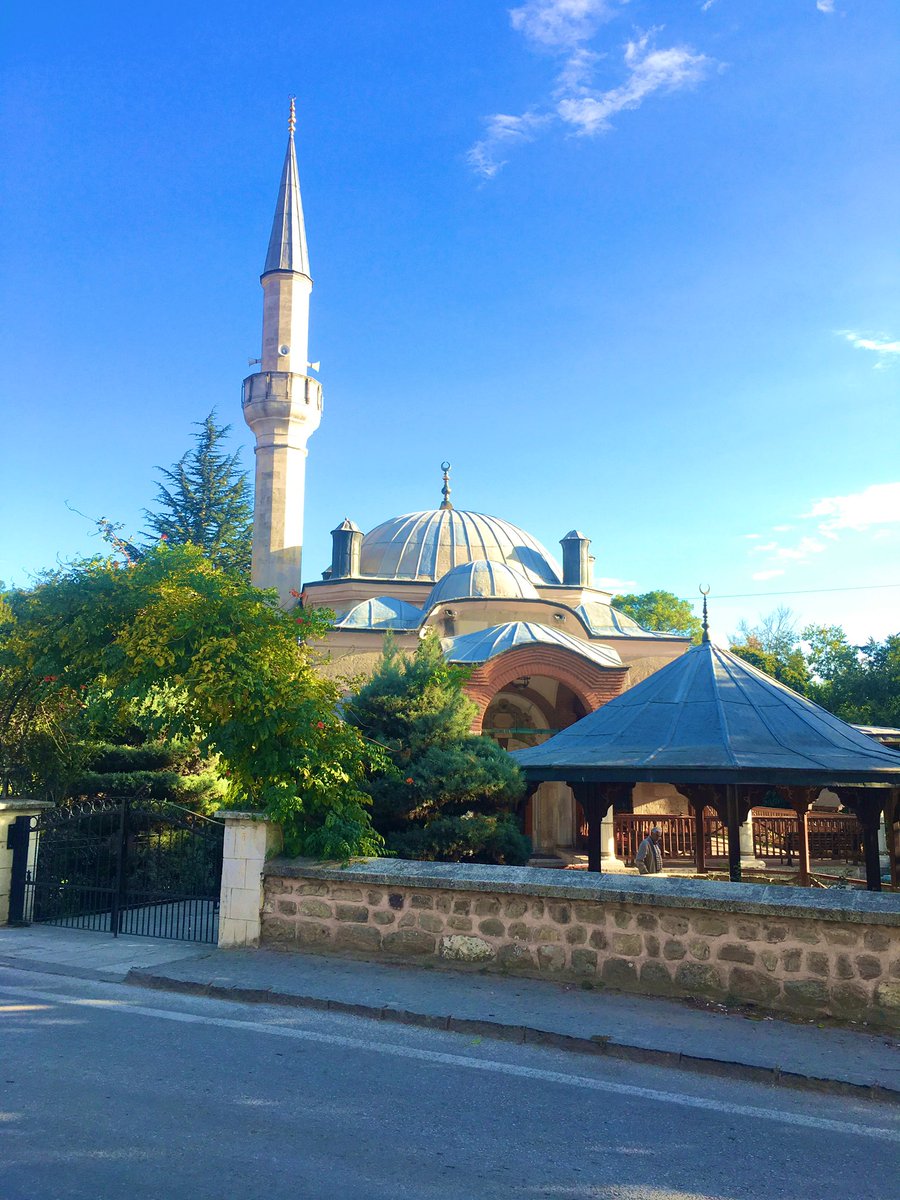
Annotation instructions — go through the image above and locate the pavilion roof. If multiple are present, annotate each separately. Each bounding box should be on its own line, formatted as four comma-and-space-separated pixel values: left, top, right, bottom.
512, 641, 900, 787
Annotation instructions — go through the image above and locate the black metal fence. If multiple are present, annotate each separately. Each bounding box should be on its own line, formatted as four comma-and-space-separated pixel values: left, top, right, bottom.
15, 796, 224, 943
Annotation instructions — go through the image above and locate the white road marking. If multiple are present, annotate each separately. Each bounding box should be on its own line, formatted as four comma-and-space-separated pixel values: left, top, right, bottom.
1, 981, 898, 1143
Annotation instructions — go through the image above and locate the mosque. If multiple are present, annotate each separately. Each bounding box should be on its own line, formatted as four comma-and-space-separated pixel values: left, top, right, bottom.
241, 107, 691, 860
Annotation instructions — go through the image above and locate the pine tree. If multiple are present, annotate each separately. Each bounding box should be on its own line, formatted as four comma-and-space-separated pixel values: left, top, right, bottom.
347, 633, 529, 864
144, 412, 253, 576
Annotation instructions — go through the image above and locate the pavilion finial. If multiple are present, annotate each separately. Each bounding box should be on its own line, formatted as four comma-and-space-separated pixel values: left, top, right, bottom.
440, 461, 453, 510
288, 97, 296, 136
699, 585, 710, 644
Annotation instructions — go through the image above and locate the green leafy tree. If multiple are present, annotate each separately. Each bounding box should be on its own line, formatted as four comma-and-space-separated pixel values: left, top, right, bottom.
730, 607, 810, 694
143, 411, 253, 576
803, 624, 900, 726
346, 633, 529, 864
612, 590, 703, 641
0, 545, 382, 858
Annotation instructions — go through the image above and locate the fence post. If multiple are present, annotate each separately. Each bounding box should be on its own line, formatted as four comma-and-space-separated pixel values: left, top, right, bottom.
1, 799, 53, 926
215, 812, 282, 947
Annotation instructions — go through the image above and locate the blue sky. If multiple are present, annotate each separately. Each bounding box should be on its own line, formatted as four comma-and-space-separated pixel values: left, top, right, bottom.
1, 0, 898, 645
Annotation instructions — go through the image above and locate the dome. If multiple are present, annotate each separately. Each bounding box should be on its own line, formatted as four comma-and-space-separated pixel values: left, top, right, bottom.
359, 509, 563, 585
425, 559, 540, 608
441, 622, 623, 668
334, 596, 423, 631
576, 601, 662, 638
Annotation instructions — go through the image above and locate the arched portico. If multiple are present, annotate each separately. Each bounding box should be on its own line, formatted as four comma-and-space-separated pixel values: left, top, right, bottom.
465, 645, 629, 858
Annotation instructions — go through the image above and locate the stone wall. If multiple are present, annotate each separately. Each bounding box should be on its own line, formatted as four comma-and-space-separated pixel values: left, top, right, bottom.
262, 859, 900, 1030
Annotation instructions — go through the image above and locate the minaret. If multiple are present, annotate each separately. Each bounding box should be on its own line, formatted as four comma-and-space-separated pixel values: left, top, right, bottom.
242, 100, 322, 605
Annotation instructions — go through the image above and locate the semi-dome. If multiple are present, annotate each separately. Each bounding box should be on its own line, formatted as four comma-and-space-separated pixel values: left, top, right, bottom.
334, 596, 423, 631
576, 601, 663, 638
425, 559, 540, 608
441, 622, 623, 669
359, 509, 563, 585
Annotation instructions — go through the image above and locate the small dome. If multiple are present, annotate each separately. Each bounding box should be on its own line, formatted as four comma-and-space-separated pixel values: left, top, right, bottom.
358, 509, 562, 585
334, 596, 423, 631
425, 559, 540, 608
576, 602, 660, 637
441, 622, 623, 669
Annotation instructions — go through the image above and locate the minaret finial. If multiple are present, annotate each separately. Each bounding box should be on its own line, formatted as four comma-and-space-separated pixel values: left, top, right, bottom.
440, 461, 453, 510
288, 96, 296, 136
699, 585, 710, 644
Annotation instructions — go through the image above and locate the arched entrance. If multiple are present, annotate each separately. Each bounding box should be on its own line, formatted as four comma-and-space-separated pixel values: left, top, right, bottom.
466, 645, 628, 859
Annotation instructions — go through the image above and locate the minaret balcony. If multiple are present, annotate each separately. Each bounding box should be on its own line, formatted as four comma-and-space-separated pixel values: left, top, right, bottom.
241, 370, 323, 421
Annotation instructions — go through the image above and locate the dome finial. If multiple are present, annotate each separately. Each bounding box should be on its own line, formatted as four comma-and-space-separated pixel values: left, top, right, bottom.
440, 461, 453, 510
288, 96, 296, 136
699, 585, 710, 643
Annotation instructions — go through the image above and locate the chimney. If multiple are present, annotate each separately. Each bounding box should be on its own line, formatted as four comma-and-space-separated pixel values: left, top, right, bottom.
330, 519, 362, 578
560, 530, 592, 587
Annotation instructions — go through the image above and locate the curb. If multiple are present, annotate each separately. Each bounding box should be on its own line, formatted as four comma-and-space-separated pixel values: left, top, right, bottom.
125, 968, 900, 1106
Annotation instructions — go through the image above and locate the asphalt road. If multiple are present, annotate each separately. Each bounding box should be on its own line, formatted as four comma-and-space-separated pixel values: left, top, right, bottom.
1, 964, 897, 1200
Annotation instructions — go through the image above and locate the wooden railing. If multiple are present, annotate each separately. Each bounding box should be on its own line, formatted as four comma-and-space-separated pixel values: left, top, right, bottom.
613, 811, 724, 863
606, 811, 864, 865
752, 813, 863, 865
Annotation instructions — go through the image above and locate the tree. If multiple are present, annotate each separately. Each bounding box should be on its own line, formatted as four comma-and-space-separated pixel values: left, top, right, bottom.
143, 412, 253, 576
730, 606, 810, 694
0, 545, 382, 858
612, 590, 703, 641
803, 625, 900, 726
346, 633, 529, 864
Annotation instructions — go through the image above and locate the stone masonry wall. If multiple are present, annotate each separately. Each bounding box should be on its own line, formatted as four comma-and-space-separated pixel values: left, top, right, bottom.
262, 860, 900, 1030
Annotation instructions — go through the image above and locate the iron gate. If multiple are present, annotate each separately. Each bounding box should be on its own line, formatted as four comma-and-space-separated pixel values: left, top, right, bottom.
12, 797, 224, 943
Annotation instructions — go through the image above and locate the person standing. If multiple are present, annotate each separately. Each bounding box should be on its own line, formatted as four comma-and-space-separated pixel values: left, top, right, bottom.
636, 827, 663, 874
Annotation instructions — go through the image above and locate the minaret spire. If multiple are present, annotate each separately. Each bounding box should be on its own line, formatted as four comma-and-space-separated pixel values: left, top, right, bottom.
263, 98, 310, 279
242, 103, 323, 606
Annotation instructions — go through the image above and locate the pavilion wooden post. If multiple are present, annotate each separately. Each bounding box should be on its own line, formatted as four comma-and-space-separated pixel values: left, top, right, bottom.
570, 784, 603, 872
887, 789, 899, 891
680, 784, 718, 875
836, 788, 883, 892
724, 785, 742, 883
569, 783, 631, 873
777, 787, 816, 887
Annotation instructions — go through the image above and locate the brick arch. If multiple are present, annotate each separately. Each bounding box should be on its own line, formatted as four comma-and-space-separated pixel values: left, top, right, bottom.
464, 645, 629, 733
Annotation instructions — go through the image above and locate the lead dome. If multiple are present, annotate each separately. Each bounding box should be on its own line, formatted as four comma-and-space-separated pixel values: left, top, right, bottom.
358, 509, 563, 585
425, 559, 541, 608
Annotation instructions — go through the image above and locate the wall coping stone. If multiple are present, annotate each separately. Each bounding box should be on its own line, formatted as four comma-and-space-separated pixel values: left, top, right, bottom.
0, 799, 53, 812
264, 857, 900, 926
214, 810, 272, 821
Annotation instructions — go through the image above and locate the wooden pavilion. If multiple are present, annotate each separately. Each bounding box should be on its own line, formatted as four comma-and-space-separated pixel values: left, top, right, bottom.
513, 633, 900, 891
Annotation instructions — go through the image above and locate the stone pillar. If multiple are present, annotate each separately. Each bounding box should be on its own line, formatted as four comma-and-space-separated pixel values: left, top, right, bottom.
599, 808, 628, 873
0, 799, 51, 925
738, 812, 766, 869
216, 812, 283, 947
877, 812, 890, 870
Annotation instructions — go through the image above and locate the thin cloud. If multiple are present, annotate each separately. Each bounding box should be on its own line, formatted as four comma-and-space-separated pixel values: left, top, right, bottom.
596, 575, 637, 591
466, 112, 549, 178
557, 31, 712, 136
468, 9, 715, 177
510, 1, 624, 49
838, 329, 900, 369
816, 1, 836, 12
805, 482, 900, 534
744, 481, 898, 577
770, 537, 827, 562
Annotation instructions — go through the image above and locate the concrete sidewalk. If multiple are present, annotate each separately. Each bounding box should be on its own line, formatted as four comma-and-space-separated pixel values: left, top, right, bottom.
2, 923, 898, 1101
